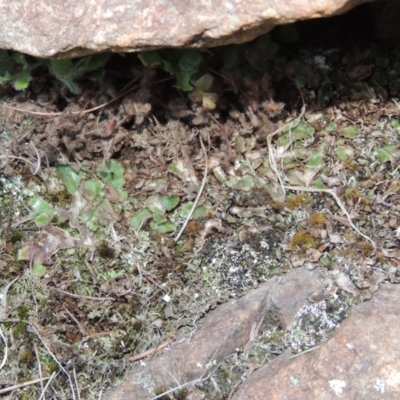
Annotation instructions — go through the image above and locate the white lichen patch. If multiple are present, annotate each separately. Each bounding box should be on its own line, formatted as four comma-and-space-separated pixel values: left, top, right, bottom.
286, 292, 355, 353
329, 379, 346, 396
198, 231, 288, 296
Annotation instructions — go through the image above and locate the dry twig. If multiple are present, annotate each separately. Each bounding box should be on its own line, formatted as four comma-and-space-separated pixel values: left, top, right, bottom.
126, 336, 175, 362
0, 376, 51, 395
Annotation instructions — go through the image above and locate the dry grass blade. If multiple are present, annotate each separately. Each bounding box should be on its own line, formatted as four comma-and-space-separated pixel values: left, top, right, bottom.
29, 141, 42, 176
267, 105, 306, 194
174, 133, 208, 242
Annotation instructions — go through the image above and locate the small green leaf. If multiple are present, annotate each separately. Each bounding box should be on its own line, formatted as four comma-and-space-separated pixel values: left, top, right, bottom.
34, 213, 52, 227
129, 209, 152, 230
57, 165, 83, 194
279, 122, 314, 145
86, 53, 110, 71
162, 60, 176, 75
336, 145, 354, 161
319, 256, 330, 266
49, 59, 80, 93
150, 221, 177, 233
193, 74, 214, 91
138, 51, 163, 68
180, 203, 206, 219
375, 145, 396, 163
175, 70, 195, 91
97, 160, 127, 200
313, 179, 325, 189
160, 195, 180, 211
325, 122, 337, 132
146, 195, 179, 214
307, 151, 325, 168
294, 74, 306, 88
152, 213, 167, 223
32, 262, 47, 278
391, 119, 400, 129
226, 175, 254, 191
28, 197, 54, 227
82, 179, 102, 201
13, 70, 32, 90
178, 50, 202, 72
340, 126, 359, 139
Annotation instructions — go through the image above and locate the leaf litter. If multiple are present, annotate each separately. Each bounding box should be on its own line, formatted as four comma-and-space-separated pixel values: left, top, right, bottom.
1, 22, 400, 399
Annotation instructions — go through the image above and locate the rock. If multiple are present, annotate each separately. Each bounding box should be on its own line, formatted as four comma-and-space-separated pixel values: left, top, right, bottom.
233, 284, 400, 400
0, 0, 372, 58
107, 266, 323, 400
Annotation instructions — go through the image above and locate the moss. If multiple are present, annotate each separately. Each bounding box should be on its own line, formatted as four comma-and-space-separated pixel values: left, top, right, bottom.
154, 386, 171, 399
14, 321, 27, 338
45, 190, 73, 207
357, 241, 375, 256
96, 240, 115, 259
285, 193, 309, 210
308, 212, 326, 227
9, 231, 23, 244
289, 228, 316, 251
19, 348, 34, 365
175, 389, 189, 399
17, 305, 30, 319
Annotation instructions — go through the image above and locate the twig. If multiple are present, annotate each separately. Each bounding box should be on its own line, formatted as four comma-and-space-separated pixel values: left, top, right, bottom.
283, 185, 376, 250
34, 343, 44, 397
73, 367, 81, 400
3, 77, 174, 117
0, 276, 20, 372
38, 372, 57, 400
0, 154, 37, 169
53, 287, 112, 302
0, 376, 50, 395
174, 133, 208, 242
126, 336, 175, 362
28, 321, 76, 400
150, 375, 211, 400
288, 345, 320, 359
0, 326, 8, 371
63, 305, 88, 337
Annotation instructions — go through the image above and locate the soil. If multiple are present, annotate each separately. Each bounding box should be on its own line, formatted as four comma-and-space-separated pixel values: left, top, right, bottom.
0, 15, 400, 399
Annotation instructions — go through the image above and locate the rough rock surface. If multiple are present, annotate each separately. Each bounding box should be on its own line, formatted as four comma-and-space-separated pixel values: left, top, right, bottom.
0, 0, 372, 58
233, 284, 400, 400
107, 267, 323, 399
